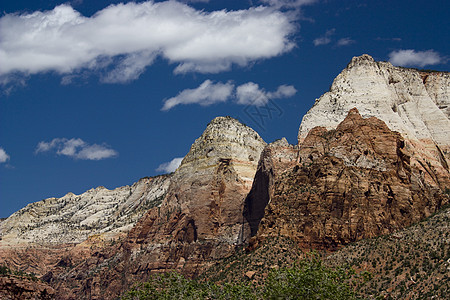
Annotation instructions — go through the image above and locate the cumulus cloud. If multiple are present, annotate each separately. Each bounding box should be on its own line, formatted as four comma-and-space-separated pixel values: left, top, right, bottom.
0, 1, 297, 84
156, 157, 183, 173
236, 82, 297, 106
0, 147, 10, 163
336, 37, 355, 47
162, 80, 234, 111
162, 81, 297, 110
388, 50, 447, 68
35, 138, 117, 160
313, 28, 335, 46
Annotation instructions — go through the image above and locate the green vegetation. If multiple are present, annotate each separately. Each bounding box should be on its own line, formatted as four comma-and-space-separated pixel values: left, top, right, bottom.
0, 265, 39, 281
122, 253, 356, 300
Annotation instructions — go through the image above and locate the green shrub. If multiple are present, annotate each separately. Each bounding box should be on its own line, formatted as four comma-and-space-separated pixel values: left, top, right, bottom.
122, 253, 355, 300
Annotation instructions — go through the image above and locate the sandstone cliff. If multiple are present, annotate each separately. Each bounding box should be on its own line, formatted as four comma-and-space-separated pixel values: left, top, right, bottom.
298, 54, 450, 147
248, 109, 448, 250
298, 54, 450, 191
44, 116, 266, 299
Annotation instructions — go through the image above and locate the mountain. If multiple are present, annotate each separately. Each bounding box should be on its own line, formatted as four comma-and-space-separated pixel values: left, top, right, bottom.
0, 176, 171, 246
0, 55, 448, 299
246, 108, 447, 250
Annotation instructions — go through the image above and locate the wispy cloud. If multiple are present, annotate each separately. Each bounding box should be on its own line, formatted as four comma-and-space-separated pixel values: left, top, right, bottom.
0, 147, 10, 163
156, 157, 183, 173
336, 37, 355, 47
375, 37, 402, 42
35, 138, 118, 160
313, 29, 335, 46
162, 80, 297, 110
0, 1, 296, 84
162, 80, 234, 111
260, 0, 317, 9
388, 50, 447, 68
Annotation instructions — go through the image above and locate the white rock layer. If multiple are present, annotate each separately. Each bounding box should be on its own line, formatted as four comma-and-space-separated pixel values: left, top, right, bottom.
298, 54, 450, 151
0, 176, 171, 245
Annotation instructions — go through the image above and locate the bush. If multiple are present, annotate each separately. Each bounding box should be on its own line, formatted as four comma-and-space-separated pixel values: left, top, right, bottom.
263, 253, 355, 300
122, 253, 355, 300
122, 272, 256, 300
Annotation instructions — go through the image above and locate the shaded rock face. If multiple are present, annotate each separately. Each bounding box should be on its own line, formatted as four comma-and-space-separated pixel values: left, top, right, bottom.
249, 109, 448, 250
244, 138, 298, 237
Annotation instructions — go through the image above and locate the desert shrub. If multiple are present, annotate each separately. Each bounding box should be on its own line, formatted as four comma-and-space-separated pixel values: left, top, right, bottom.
122, 253, 355, 300
263, 253, 355, 300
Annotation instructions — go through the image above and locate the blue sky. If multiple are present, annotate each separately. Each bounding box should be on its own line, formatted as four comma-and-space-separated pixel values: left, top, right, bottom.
0, 0, 448, 218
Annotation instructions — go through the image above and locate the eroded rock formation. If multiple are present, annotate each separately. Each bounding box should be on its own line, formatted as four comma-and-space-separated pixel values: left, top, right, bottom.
45, 116, 266, 299
0, 176, 171, 246
248, 108, 448, 250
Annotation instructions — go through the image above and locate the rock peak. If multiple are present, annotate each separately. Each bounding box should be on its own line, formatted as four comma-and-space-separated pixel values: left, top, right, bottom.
347, 54, 376, 68
298, 54, 450, 148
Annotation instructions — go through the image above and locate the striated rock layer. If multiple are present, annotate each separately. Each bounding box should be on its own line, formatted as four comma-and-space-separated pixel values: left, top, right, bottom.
298, 55, 450, 191
298, 54, 450, 146
247, 109, 449, 250
45, 116, 266, 299
0, 175, 171, 246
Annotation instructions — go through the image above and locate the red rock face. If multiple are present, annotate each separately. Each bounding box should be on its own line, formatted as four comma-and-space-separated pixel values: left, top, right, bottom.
249, 108, 449, 250
0, 274, 55, 300
41, 117, 266, 299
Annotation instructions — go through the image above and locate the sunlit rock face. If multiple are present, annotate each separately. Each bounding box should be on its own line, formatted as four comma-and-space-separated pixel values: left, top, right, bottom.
0, 175, 171, 246
298, 54, 450, 191
125, 116, 267, 254
161, 116, 267, 243
298, 54, 450, 147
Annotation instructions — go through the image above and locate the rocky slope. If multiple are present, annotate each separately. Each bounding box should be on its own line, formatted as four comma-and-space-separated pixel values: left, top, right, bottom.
0, 175, 171, 246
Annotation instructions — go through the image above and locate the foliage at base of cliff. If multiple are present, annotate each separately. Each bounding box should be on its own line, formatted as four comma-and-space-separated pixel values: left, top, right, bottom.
122, 253, 356, 300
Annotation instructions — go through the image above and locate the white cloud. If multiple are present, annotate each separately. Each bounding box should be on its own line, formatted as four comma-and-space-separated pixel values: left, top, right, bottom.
0, 1, 296, 84
236, 82, 297, 106
261, 0, 317, 9
313, 28, 335, 46
336, 37, 355, 46
156, 157, 183, 173
0, 147, 10, 163
35, 138, 117, 160
236, 82, 269, 106
162, 80, 297, 110
162, 80, 234, 111
388, 50, 447, 68
268, 84, 297, 98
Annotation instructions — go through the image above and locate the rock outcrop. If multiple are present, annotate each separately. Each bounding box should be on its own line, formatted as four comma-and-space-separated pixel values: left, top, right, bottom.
298, 54, 450, 148
0, 175, 171, 246
0, 274, 55, 300
299, 55, 450, 189
248, 108, 448, 250
42, 116, 266, 299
